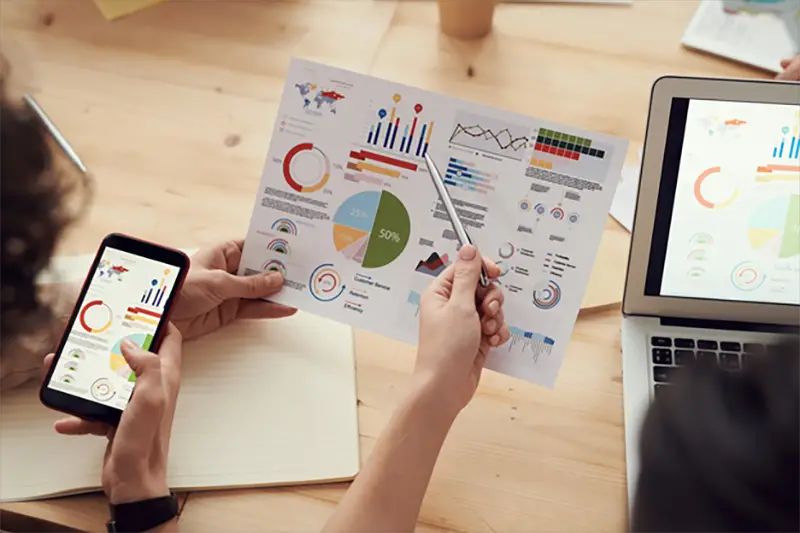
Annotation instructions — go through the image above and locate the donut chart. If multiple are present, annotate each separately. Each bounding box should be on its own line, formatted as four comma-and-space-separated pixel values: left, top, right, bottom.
309, 263, 345, 302
91, 378, 115, 401
79, 300, 113, 334
694, 166, 739, 209
533, 280, 561, 309
283, 143, 330, 193
730, 261, 765, 291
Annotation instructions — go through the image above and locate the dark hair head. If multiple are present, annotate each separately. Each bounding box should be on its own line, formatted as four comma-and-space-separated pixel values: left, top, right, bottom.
0, 61, 85, 342
632, 338, 800, 532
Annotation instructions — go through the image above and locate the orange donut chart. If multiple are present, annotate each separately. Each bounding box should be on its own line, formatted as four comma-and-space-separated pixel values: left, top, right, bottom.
694, 166, 739, 209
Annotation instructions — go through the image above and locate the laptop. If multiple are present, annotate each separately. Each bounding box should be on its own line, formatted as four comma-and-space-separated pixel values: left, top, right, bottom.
621, 76, 800, 506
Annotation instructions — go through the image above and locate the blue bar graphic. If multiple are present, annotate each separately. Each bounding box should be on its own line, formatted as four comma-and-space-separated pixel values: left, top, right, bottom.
422, 143, 429, 157
406, 133, 414, 154
390, 122, 399, 149
367, 126, 373, 145
374, 122, 382, 145
774, 146, 778, 157
400, 125, 409, 152
779, 139, 784, 157
383, 122, 392, 148
791, 137, 796, 158
416, 124, 427, 156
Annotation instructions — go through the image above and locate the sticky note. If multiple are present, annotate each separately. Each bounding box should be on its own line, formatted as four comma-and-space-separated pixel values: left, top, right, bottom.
93, 0, 165, 21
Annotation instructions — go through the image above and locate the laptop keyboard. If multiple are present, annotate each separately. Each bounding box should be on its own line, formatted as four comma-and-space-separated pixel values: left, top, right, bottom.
650, 335, 767, 398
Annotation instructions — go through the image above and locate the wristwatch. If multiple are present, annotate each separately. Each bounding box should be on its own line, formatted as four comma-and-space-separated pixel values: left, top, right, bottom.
106, 493, 179, 532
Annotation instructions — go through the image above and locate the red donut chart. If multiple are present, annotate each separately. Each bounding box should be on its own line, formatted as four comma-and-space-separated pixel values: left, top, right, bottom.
282, 143, 330, 193
79, 300, 113, 334
694, 166, 739, 209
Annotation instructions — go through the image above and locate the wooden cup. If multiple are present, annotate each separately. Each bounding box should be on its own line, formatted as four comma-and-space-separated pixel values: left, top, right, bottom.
438, 0, 496, 40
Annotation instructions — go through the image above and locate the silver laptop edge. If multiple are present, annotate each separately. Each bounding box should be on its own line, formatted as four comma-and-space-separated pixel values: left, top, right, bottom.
621, 76, 800, 509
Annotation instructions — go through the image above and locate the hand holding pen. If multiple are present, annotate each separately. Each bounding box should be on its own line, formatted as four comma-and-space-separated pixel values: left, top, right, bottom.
424, 153, 490, 288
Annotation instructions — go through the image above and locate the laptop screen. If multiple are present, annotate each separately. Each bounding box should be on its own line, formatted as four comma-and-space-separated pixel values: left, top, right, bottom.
645, 98, 800, 306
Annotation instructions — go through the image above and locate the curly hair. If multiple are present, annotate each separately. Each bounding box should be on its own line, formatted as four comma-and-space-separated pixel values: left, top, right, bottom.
0, 62, 84, 344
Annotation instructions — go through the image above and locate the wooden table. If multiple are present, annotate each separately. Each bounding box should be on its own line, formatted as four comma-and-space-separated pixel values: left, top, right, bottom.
0, 1, 769, 531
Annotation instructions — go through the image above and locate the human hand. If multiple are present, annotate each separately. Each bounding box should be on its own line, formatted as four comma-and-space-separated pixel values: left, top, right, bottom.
776, 55, 800, 81
172, 240, 296, 340
415, 244, 510, 416
44, 325, 182, 504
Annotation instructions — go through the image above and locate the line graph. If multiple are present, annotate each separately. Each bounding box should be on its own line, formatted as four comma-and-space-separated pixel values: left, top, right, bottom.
448, 110, 530, 160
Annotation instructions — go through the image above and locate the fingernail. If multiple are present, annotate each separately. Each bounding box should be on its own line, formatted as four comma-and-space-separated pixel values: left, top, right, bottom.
265, 271, 283, 285
122, 339, 137, 351
490, 334, 500, 347
459, 244, 476, 260
488, 300, 499, 315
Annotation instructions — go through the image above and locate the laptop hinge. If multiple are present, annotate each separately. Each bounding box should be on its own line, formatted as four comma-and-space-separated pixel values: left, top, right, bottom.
660, 316, 799, 334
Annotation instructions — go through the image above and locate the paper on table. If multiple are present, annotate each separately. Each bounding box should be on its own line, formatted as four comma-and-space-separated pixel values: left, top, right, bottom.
240, 58, 628, 387
610, 148, 643, 233
682, 0, 799, 73
93, 0, 165, 21
1, 254, 359, 502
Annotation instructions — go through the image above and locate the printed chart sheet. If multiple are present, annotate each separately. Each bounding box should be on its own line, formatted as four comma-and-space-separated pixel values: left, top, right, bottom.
240, 59, 628, 386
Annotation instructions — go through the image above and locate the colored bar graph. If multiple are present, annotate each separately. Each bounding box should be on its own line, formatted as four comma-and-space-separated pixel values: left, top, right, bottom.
772, 136, 800, 159
444, 157, 497, 194
124, 314, 159, 325
357, 162, 401, 178
156, 284, 168, 307
422, 121, 434, 157
416, 124, 427, 157
406, 117, 418, 154
374, 122, 382, 146
349, 149, 419, 171
400, 125, 409, 152
391, 118, 399, 149
368, 126, 374, 145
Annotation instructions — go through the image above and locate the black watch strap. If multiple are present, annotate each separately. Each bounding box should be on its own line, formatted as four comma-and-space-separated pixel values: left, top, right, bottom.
107, 492, 179, 532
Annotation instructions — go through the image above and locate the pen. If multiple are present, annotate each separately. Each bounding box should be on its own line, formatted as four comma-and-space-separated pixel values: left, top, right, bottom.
424, 153, 489, 287
23, 94, 89, 175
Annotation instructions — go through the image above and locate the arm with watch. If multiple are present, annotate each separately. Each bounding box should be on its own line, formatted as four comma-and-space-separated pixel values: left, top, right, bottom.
44, 325, 184, 532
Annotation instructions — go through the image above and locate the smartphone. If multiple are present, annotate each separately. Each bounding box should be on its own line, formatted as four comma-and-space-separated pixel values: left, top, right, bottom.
40, 234, 189, 426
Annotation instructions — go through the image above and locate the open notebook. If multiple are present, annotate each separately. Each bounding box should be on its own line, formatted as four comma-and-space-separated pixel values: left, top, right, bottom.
0, 253, 359, 502
682, 0, 799, 73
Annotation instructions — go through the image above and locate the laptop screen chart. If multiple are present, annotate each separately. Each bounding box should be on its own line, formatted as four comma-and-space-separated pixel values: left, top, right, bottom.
660, 99, 800, 306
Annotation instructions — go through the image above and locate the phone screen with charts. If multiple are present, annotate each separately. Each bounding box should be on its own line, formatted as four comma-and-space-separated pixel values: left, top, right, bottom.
45, 245, 184, 412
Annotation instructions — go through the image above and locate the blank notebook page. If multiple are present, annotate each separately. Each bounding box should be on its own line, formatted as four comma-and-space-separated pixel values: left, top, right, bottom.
1, 253, 359, 502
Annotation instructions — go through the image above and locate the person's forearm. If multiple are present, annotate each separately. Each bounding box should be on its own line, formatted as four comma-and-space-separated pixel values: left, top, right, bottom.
324, 381, 457, 533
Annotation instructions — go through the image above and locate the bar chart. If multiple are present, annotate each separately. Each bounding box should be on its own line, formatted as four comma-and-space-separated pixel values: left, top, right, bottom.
364, 94, 434, 158
772, 132, 800, 159
345, 149, 419, 186
444, 157, 498, 195
141, 271, 170, 308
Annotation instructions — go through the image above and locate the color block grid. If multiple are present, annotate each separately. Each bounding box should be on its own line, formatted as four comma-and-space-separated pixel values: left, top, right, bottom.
534, 128, 605, 162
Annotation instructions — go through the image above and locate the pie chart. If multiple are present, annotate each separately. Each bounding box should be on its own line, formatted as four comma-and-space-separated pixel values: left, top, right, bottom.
332, 191, 410, 268
747, 194, 800, 259
110, 333, 154, 383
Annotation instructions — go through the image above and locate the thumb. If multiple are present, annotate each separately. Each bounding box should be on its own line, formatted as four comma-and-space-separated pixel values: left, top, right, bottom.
120, 337, 161, 379
450, 244, 482, 305
210, 270, 284, 300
